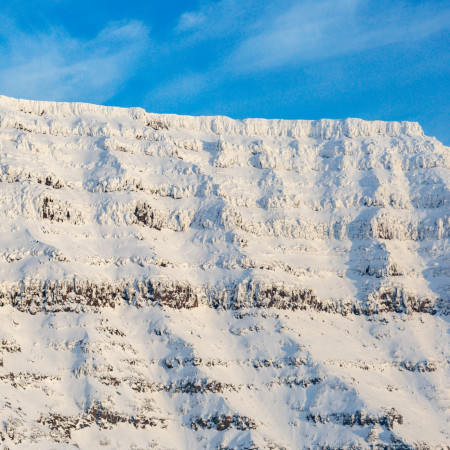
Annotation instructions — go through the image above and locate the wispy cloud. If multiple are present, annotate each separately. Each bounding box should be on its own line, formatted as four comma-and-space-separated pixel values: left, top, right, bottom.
176, 11, 207, 33
0, 20, 151, 103
227, 0, 450, 73
174, 0, 270, 44
159, 0, 449, 100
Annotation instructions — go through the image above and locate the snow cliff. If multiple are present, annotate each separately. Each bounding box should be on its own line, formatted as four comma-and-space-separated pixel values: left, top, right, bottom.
0, 95, 448, 448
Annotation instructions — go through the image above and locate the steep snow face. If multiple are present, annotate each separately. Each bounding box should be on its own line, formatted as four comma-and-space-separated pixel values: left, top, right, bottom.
0, 95, 448, 312
1, 307, 448, 449
0, 95, 448, 448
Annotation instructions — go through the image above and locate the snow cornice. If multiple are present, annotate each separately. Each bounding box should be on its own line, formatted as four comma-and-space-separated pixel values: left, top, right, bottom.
0, 94, 425, 140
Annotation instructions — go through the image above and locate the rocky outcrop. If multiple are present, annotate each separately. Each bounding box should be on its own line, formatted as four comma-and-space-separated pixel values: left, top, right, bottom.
0, 278, 445, 315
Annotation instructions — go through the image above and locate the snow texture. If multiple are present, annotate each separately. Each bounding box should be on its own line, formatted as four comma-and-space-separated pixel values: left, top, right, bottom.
0, 95, 448, 448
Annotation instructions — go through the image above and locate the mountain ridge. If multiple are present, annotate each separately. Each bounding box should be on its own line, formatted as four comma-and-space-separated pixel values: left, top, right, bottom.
0, 94, 424, 139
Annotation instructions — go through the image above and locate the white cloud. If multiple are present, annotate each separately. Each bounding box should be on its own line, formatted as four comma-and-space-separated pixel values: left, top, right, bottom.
176, 12, 206, 32
172, 0, 449, 76
227, 0, 450, 73
174, 0, 268, 43
0, 20, 150, 103
149, 0, 449, 105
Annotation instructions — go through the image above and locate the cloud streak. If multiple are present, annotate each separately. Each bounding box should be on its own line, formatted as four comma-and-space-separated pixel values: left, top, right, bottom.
160, 0, 449, 101
0, 20, 150, 103
227, 0, 450, 73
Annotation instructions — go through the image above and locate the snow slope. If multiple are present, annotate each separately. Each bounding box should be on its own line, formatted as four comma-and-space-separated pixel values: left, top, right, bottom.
0, 95, 448, 448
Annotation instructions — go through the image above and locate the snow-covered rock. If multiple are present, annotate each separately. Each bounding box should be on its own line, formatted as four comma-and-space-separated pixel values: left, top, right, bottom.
0, 95, 448, 448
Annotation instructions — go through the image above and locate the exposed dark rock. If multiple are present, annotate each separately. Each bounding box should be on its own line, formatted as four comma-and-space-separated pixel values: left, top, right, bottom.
306, 408, 403, 430
191, 414, 257, 431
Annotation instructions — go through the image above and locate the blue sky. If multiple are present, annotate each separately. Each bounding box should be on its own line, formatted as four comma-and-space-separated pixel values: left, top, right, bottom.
0, 0, 448, 143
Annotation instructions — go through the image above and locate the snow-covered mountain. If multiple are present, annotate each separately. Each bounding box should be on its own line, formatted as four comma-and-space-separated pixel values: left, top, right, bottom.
0, 95, 448, 448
